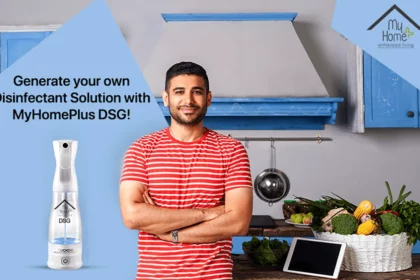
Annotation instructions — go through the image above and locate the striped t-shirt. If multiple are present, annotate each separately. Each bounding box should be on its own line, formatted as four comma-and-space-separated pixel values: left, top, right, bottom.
120, 127, 252, 280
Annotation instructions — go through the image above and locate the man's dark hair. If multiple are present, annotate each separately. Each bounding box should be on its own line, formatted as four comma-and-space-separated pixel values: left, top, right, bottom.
165, 61, 210, 93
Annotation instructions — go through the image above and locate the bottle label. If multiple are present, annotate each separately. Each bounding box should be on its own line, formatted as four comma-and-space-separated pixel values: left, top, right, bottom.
54, 199, 76, 223
49, 243, 82, 255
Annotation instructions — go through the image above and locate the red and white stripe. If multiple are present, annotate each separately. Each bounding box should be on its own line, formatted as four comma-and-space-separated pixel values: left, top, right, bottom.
121, 128, 252, 279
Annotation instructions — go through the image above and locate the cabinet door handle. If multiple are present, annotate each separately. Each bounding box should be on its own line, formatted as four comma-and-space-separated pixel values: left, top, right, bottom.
407, 111, 415, 118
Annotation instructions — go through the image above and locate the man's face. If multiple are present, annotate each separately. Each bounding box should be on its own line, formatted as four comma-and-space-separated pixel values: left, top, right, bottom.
163, 74, 211, 126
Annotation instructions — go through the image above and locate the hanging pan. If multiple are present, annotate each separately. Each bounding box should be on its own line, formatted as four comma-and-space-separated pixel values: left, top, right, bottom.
254, 139, 290, 206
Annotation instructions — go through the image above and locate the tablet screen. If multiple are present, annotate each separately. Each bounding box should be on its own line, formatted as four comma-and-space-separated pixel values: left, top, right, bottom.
283, 238, 346, 279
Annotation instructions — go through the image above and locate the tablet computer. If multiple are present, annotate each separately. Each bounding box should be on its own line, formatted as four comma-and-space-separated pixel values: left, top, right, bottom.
283, 237, 346, 279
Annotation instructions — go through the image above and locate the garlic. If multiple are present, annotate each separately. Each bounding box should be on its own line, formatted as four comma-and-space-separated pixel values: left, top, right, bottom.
361, 214, 372, 223
322, 207, 349, 224
323, 221, 333, 232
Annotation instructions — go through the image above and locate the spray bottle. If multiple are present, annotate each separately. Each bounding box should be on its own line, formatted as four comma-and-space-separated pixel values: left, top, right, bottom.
48, 140, 82, 269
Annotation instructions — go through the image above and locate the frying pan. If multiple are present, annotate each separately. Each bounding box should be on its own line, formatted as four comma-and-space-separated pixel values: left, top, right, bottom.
254, 140, 290, 206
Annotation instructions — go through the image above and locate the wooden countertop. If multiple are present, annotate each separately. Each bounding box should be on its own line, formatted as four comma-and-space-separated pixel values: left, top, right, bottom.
247, 219, 313, 237
242, 219, 419, 279
232, 254, 420, 280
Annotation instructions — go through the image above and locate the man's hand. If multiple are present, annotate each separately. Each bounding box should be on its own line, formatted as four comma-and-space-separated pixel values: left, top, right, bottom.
120, 181, 227, 235
156, 232, 172, 242
166, 187, 253, 244
142, 190, 227, 242
143, 190, 225, 222
142, 190, 155, 206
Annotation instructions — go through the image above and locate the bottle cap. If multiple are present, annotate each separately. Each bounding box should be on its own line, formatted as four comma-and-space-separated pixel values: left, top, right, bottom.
53, 140, 78, 192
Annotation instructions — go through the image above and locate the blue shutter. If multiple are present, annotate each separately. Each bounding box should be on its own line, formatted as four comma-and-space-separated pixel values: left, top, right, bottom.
1, 31, 52, 72
364, 52, 419, 128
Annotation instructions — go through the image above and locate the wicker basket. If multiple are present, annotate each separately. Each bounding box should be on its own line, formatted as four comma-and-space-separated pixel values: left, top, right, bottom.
313, 231, 413, 272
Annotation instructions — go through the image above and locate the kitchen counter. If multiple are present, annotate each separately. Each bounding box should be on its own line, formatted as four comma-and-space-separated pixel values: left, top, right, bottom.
247, 219, 313, 237
242, 219, 419, 279
232, 254, 420, 280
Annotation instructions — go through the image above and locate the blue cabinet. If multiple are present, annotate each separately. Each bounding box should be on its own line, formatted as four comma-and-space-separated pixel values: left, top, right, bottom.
363, 52, 419, 128
0, 31, 52, 72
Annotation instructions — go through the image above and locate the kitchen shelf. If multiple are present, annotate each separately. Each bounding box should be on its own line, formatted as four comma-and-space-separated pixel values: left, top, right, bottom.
155, 97, 344, 130
161, 12, 298, 22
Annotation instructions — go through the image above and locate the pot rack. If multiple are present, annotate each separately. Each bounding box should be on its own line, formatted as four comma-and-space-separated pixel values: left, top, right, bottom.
227, 134, 332, 145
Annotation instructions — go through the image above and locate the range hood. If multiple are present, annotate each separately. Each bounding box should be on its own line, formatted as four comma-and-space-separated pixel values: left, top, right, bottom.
142, 13, 343, 130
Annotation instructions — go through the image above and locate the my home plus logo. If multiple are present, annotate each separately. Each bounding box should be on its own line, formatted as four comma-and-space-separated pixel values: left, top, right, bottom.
367, 4, 420, 49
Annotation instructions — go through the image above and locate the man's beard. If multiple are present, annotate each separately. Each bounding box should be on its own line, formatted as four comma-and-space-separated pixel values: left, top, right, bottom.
168, 103, 207, 126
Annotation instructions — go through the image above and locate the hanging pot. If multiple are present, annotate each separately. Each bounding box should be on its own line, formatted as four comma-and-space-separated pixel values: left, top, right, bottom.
254, 140, 290, 206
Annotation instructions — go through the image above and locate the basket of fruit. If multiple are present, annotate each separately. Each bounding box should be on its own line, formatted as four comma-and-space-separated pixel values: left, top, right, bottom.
295, 182, 420, 272
242, 237, 290, 267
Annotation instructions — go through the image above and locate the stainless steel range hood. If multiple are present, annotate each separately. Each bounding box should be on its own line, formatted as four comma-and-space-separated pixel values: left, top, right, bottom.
142, 13, 343, 130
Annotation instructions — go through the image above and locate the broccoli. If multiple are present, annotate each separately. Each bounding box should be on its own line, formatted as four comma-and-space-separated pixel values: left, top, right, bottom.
380, 213, 405, 235
331, 214, 358, 235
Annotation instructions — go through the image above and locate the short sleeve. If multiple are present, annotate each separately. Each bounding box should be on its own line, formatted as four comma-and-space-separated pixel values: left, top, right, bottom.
120, 142, 148, 186
225, 141, 253, 192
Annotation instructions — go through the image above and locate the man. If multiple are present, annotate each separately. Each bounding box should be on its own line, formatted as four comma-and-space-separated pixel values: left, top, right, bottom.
119, 61, 253, 280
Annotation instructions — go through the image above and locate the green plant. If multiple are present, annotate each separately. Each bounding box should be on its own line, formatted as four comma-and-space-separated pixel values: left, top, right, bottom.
294, 182, 420, 246
377, 181, 411, 213
242, 238, 290, 266
399, 200, 420, 246
242, 236, 261, 250
255, 239, 277, 265
294, 193, 356, 232
269, 239, 289, 251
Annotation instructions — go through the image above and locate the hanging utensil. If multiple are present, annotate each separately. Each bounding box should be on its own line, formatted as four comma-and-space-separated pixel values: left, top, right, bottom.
254, 139, 291, 206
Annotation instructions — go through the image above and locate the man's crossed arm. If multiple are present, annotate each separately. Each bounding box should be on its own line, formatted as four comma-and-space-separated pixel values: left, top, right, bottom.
119, 180, 253, 243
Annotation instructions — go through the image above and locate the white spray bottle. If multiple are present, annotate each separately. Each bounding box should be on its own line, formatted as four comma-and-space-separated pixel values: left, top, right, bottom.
48, 140, 82, 269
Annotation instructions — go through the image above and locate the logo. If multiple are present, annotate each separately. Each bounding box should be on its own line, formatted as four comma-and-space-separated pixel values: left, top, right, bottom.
54, 199, 76, 210
59, 248, 74, 253
61, 257, 70, 265
54, 199, 76, 216
54, 248, 75, 254
367, 4, 420, 49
